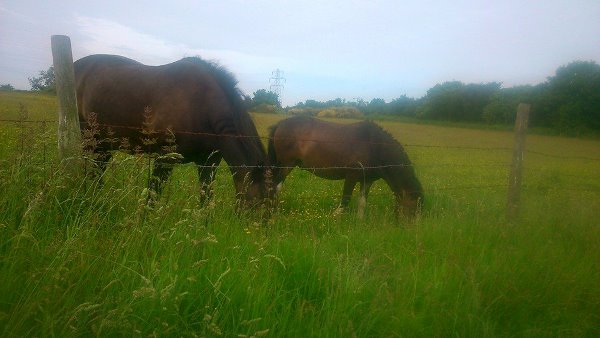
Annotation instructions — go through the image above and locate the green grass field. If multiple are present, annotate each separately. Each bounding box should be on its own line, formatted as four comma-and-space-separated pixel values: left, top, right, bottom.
1, 92, 599, 337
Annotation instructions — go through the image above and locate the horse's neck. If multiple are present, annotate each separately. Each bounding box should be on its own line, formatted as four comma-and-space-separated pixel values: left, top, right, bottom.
383, 164, 421, 195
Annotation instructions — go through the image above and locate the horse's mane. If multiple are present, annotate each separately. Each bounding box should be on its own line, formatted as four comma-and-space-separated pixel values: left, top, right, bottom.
180, 56, 244, 116
362, 120, 413, 166
181, 57, 266, 164
364, 120, 423, 199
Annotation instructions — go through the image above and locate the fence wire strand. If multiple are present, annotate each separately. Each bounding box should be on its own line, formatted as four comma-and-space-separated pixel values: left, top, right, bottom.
2, 118, 599, 197
4, 117, 600, 161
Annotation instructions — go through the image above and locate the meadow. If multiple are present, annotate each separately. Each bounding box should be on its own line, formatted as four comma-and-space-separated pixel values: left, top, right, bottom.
0, 91, 599, 337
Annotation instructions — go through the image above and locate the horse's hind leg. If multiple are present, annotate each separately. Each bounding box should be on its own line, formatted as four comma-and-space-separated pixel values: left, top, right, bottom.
96, 151, 112, 173
84, 149, 112, 181
148, 158, 174, 198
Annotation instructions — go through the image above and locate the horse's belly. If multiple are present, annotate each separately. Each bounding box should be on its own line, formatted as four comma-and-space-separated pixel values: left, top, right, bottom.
304, 167, 346, 180
296, 145, 363, 179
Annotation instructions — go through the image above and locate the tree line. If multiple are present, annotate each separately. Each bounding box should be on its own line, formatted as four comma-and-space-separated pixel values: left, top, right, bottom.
249, 60, 600, 135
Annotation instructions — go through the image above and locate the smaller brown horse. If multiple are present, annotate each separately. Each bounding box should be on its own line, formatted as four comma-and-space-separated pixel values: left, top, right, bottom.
268, 116, 423, 218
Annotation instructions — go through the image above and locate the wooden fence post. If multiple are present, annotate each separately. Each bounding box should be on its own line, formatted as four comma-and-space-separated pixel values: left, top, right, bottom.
51, 35, 81, 171
506, 103, 530, 222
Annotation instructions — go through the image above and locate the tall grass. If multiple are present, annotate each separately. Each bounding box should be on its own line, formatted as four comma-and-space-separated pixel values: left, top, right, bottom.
0, 92, 599, 337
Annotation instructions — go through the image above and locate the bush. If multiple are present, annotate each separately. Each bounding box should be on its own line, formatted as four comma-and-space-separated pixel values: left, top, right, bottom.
317, 106, 363, 118
250, 103, 283, 114
287, 107, 321, 116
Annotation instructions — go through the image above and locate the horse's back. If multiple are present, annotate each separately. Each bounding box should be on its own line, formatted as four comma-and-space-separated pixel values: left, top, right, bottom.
272, 116, 373, 171
275, 116, 369, 145
74, 55, 144, 100
74, 54, 142, 73
74, 55, 222, 132
74, 54, 205, 104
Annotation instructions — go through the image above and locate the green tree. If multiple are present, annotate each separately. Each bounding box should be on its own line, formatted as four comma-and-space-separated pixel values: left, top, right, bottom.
28, 66, 55, 92
366, 98, 386, 115
251, 89, 280, 108
388, 95, 418, 117
325, 98, 345, 107
418, 81, 464, 120
302, 99, 326, 109
418, 81, 500, 122
462, 82, 502, 120
0, 84, 15, 91
347, 98, 368, 113
538, 60, 600, 133
482, 85, 535, 124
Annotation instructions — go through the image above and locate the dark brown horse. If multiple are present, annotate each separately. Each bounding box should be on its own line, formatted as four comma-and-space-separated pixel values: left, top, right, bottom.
74, 54, 270, 204
268, 116, 423, 218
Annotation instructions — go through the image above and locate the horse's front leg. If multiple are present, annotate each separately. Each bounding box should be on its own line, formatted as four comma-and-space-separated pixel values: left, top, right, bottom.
334, 178, 357, 216
196, 153, 222, 204
274, 166, 293, 194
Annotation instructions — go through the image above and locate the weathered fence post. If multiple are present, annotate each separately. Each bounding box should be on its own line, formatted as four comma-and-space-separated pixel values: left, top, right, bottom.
506, 103, 530, 222
51, 35, 81, 172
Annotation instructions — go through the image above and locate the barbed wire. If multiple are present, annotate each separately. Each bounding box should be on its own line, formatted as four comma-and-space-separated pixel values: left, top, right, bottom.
3, 159, 597, 196
8, 157, 597, 183
0, 158, 512, 172
0, 119, 54, 123
524, 150, 600, 161
2, 118, 599, 162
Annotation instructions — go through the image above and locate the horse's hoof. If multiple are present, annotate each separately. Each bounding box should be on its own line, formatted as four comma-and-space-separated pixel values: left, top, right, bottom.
333, 207, 344, 217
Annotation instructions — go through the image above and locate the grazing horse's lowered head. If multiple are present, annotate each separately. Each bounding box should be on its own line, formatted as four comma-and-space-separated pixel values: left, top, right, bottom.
74, 54, 272, 207
268, 116, 423, 219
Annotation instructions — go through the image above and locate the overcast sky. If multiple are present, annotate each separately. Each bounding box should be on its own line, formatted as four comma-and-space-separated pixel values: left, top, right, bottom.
1, 0, 599, 106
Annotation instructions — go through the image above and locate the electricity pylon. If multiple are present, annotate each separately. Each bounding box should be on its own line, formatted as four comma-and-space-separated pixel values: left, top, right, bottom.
269, 69, 286, 105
